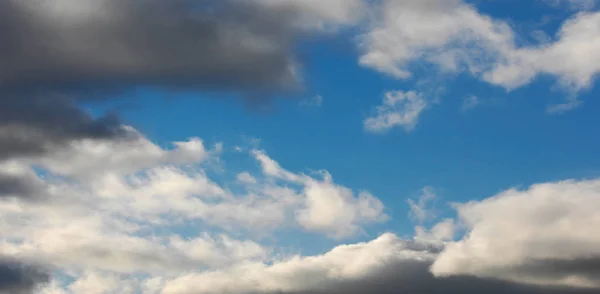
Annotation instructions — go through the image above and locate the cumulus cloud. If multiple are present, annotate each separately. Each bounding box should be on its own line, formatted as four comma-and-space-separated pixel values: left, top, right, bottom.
0, 128, 388, 291
3, 146, 600, 294
252, 150, 387, 238
359, 0, 600, 102
432, 178, 600, 289
162, 233, 596, 294
364, 91, 428, 133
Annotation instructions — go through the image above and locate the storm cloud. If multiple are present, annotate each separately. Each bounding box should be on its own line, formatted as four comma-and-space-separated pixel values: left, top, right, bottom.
0, 0, 314, 162
0, 0, 301, 93
0, 257, 49, 294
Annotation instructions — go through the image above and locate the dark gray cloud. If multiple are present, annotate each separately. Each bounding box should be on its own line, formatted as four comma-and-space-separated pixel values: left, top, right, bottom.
513, 257, 600, 285
0, 94, 128, 161
0, 172, 44, 200
0, 257, 49, 294
0, 0, 301, 94
0, 0, 308, 163
286, 260, 599, 294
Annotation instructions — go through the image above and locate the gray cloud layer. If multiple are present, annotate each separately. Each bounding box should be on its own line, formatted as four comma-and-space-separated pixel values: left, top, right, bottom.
0, 0, 308, 167
0, 94, 127, 161
0, 0, 300, 93
0, 257, 49, 294
285, 261, 599, 294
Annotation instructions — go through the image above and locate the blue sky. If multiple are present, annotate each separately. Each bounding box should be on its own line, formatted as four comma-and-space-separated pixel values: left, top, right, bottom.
106, 0, 600, 250
2, 0, 600, 293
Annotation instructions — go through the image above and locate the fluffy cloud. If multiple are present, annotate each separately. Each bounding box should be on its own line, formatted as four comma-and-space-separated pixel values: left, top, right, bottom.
364, 91, 428, 133
162, 233, 596, 294
432, 178, 600, 289
0, 128, 388, 292
359, 0, 514, 80
359, 0, 600, 97
484, 11, 600, 91
252, 150, 387, 238
3, 150, 600, 294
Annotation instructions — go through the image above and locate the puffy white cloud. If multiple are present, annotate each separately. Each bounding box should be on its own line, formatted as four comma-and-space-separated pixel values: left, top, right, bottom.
252, 150, 387, 239
432, 178, 600, 289
359, 0, 514, 79
364, 91, 428, 133
484, 11, 600, 90
26, 126, 218, 179
359, 0, 600, 99
0, 126, 389, 293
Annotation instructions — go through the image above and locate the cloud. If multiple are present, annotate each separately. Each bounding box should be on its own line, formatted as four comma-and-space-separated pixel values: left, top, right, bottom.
0, 162, 46, 200
252, 150, 388, 239
407, 187, 438, 223
0, 257, 49, 294
0, 0, 302, 94
0, 129, 387, 290
432, 178, 600, 289
0, 0, 365, 166
3, 142, 600, 294
161, 233, 597, 294
364, 91, 428, 133
358, 0, 514, 80
0, 94, 128, 161
359, 0, 600, 100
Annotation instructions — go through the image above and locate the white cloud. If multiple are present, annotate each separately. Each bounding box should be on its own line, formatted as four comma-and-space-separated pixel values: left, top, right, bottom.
359, 0, 514, 80
432, 178, 600, 289
0, 126, 390, 292
236, 172, 257, 184
161, 233, 439, 294
359, 0, 600, 104
364, 91, 428, 133
252, 150, 388, 239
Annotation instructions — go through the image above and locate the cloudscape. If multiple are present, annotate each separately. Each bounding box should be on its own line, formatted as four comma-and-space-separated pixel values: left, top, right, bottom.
1, 0, 600, 293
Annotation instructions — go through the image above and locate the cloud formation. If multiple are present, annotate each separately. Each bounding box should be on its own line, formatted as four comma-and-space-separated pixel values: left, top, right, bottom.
162, 233, 597, 294
0, 0, 365, 167
2, 132, 600, 293
364, 91, 428, 133
432, 179, 600, 289
0, 0, 302, 94
0, 257, 49, 294
359, 0, 600, 94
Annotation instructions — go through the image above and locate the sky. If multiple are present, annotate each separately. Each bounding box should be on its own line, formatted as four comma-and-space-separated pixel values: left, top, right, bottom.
1, 0, 600, 293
